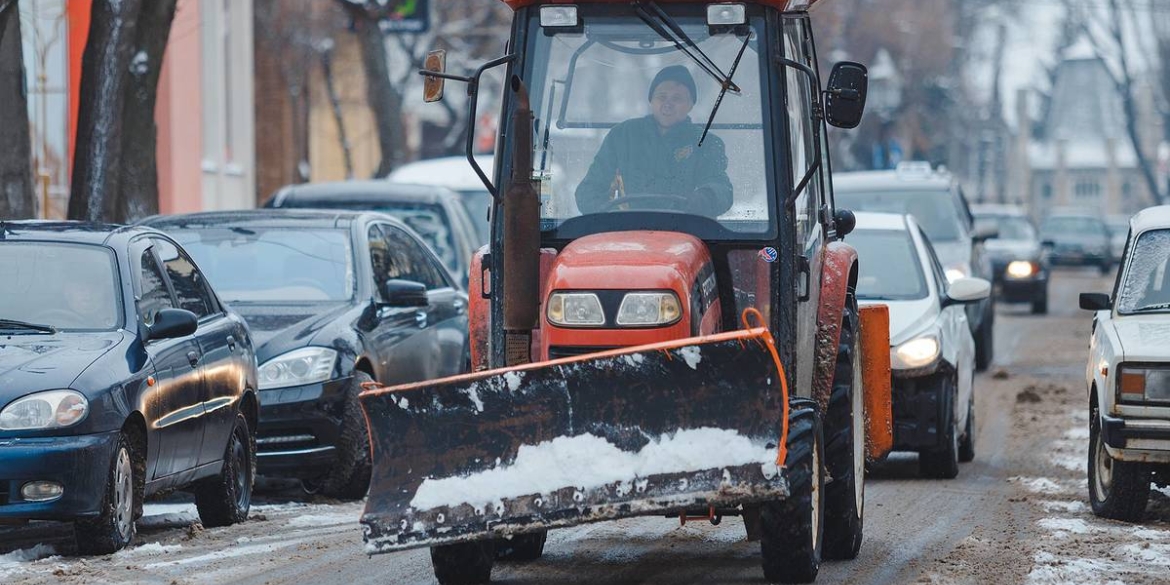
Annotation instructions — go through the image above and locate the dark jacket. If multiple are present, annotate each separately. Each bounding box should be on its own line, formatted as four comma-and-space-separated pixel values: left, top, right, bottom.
575, 116, 734, 217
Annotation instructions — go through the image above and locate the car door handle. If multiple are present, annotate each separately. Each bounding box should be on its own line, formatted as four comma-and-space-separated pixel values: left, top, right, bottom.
453, 299, 466, 314
226, 335, 237, 352
187, 351, 201, 368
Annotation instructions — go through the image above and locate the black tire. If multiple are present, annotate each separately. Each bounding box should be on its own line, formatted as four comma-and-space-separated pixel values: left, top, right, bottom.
1031, 292, 1048, 315
822, 293, 864, 561
75, 432, 140, 555
496, 530, 547, 562
959, 388, 976, 463
760, 399, 824, 584
194, 412, 255, 527
974, 312, 994, 372
919, 374, 960, 479
431, 540, 496, 585
318, 371, 374, 500
1089, 406, 1150, 522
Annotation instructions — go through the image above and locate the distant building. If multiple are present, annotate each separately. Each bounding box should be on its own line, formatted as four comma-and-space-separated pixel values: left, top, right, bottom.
1025, 43, 1154, 219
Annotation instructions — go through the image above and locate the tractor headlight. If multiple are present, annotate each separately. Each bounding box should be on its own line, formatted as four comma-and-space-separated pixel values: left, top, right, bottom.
892, 335, 941, 370
0, 390, 88, 431
1006, 261, 1039, 279
615, 292, 682, 327
1117, 365, 1170, 405
547, 292, 605, 327
258, 347, 337, 390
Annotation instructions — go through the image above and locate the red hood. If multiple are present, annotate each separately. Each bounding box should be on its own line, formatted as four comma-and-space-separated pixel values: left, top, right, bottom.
547, 231, 709, 295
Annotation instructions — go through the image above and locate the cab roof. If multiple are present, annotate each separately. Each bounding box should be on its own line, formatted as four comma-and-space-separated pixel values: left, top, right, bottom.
0, 220, 157, 247
833, 169, 954, 193
139, 209, 386, 231
501, 0, 819, 11
269, 181, 459, 208
1130, 205, 1170, 234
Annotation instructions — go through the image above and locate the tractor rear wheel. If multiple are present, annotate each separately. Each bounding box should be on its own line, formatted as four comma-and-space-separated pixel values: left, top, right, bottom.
760, 399, 824, 584
822, 293, 864, 560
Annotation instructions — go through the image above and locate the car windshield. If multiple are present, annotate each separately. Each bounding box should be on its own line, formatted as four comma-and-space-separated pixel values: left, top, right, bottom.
1041, 216, 1106, 237
171, 228, 354, 303
457, 189, 492, 244
834, 190, 962, 242
976, 216, 1035, 241
1117, 229, 1170, 313
850, 230, 928, 301
0, 242, 121, 331
522, 5, 776, 239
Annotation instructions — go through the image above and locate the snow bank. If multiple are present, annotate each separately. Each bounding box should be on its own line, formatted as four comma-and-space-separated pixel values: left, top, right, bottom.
0, 544, 55, 564
409, 428, 775, 511
1038, 517, 1092, 536
1026, 552, 1124, 585
116, 542, 183, 557
286, 512, 360, 528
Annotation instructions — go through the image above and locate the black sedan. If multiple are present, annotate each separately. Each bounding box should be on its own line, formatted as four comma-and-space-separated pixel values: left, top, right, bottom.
972, 205, 1050, 314
141, 211, 470, 499
0, 221, 258, 554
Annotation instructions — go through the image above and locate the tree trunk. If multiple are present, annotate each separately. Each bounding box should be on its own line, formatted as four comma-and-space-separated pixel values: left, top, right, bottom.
347, 6, 404, 177
115, 0, 177, 222
0, 0, 36, 219
321, 47, 354, 179
69, 0, 146, 221
1108, 0, 1163, 205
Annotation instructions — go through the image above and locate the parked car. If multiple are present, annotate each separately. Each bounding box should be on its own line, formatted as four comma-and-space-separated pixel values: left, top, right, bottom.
1080, 206, 1170, 522
835, 162, 998, 370
1106, 214, 1131, 263
851, 213, 989, 478
386, 155, 494, 243
0, 221, 258, 554
972, 204, 1049, 314
265, 181, 480, 288
140, 210, 470, 498
1040, 211, 1112, 273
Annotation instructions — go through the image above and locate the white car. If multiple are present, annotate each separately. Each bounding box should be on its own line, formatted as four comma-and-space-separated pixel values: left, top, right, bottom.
1081, 205, 1170, 521
387, 155, 494, 244
852, 212, 990, 478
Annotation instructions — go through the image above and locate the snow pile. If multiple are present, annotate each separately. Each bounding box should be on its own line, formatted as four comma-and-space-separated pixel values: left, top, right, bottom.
116, 542, 183, 557
678, 346, 702, 370
0, 544, 57, 580
1026, 552, 1123, 585
1037, 517, 1092, 537
286, 512, 360, 528
409, 428, 775, 511
1010, 476, 1066, 495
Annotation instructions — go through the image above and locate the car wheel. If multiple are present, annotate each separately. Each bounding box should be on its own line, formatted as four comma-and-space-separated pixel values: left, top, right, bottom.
75, 432, 140, 555
959, 390, 976, 463
1088, 407, 1149, 521
759, 399, 824, 584
318, 371, 373, 500
919, 373, 960, 479
194, 413, 255, 527
974, 314, 994, 372
822, 292, 864, 561
1031, 292, 1048, 315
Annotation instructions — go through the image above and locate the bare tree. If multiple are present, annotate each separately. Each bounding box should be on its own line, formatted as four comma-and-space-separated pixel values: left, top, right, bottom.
341, 2, 405, 177
0, 0, 36, 219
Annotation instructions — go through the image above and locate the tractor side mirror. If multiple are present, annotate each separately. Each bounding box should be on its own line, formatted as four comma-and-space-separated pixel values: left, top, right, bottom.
834, 208, 857, 238
825, 62, 868, 129
423, 50, 447, 103
1079, 293, 1112, 311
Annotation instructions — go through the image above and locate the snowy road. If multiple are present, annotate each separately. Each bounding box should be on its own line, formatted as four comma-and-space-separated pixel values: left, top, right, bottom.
3, 269, 1169, 584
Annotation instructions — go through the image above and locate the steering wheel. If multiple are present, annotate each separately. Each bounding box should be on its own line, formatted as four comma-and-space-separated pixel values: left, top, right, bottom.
601, 193, 691, 213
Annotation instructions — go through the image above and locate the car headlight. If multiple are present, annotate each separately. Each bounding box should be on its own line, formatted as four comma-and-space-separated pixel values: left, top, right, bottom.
0, 390, 89, 431
1117, 365, 1170, 404
1006, 261, 1039, 279
892, 336, 941, 370
945, 264, 970, 284
615, 292, 682, 327
547, 292, 605, 327
258, 347, 338, 390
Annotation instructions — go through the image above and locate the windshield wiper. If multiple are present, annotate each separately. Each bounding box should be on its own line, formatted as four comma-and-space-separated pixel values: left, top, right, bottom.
698, 32, 751, 146
1137, 303, 1170, 312
634, 1, 739, 93
0, 319, 57, 334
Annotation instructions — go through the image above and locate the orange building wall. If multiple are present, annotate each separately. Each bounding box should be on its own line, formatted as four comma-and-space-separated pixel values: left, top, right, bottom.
66, 0, 91, 179
156, 0, 203, 215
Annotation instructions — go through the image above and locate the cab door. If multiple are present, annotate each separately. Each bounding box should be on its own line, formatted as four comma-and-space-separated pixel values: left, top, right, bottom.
131, 241, 205, 480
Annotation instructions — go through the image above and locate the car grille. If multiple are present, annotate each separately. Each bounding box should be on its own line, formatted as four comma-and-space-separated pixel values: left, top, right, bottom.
548, 346, 618, 360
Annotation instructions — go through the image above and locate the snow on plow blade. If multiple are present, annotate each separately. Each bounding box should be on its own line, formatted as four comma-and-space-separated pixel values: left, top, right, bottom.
359, 328, 789, 554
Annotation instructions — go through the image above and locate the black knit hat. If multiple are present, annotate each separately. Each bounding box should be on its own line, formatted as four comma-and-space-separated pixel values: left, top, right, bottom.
648, 65, 697, 103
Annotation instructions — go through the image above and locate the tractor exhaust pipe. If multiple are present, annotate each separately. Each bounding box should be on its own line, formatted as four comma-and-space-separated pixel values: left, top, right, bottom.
501, 75, 541, 366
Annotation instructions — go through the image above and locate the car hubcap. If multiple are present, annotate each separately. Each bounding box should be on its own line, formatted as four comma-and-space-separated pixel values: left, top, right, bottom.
232, 432, 250, 510
114, 447, 133, 539
1094, 430, 1112, 501
851, 339, 865, 512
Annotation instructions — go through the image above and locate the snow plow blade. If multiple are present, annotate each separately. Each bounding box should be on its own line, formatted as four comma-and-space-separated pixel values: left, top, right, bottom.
359, 328, 790, 555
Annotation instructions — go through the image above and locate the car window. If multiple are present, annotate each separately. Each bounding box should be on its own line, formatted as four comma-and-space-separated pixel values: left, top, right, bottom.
850, 229, 928, 301
138, 249, 175, 327
0, 242, 122, 331
1117, 229, 1170, 313
976, 215, 1035, 241
152, 239, 213, 318
1041, 216, 1107, 238
380, 225, 450, 291
834, 189, 963, 242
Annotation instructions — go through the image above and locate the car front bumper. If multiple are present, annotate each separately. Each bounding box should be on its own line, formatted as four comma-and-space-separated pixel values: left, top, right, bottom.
1000, 276, 1048, 303
0, 430, 120, 521
255, 376, 353, 478
1101, 414, 1170, 464
890, 369, 951, 452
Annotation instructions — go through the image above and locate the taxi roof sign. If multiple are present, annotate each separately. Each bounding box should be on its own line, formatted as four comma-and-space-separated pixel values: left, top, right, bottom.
501, 0, 821, 11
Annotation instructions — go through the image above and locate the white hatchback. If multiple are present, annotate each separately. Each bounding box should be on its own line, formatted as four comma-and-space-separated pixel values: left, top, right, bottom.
852, 212, 991, 479
1081, 205, 1170, 521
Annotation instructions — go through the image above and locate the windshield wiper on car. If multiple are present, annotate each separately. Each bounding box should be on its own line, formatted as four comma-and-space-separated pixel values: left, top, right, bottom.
1137, 302, 1170, 312
0, 319, 57, 334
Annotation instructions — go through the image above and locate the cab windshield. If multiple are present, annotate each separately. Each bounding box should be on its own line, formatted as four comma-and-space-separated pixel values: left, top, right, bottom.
522, 4, 776, 240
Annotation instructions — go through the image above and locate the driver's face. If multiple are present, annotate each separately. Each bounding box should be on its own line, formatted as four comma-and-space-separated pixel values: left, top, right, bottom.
650, 81, 694, 130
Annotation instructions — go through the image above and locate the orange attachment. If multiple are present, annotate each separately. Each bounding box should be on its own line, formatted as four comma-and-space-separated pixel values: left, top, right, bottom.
741, 308, 789, 469
679, 506, 721, 526
859, 305, 893, 462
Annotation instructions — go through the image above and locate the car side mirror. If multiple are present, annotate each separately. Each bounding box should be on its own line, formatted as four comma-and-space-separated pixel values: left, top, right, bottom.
943, 277, 991, 308
1079, 293, 1112, 311
834, 208, 856, 238
382, 279, 429, 307
973, 225, 999, 243
147, 308, 198, 341
824, 62, 868, 129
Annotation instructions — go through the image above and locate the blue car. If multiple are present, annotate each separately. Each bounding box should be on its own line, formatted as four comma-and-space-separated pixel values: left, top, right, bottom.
0, 221, 259, 554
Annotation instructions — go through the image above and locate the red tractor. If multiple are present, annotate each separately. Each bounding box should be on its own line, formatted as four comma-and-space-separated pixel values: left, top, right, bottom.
361, 1, 893, 583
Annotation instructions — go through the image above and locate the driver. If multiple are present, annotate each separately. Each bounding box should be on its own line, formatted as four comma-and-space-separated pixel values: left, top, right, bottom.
575, 65, 734, 217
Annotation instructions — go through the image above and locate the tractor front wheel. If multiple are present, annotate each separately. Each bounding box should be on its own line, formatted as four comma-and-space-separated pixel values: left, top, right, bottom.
760, 399, 824, 584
